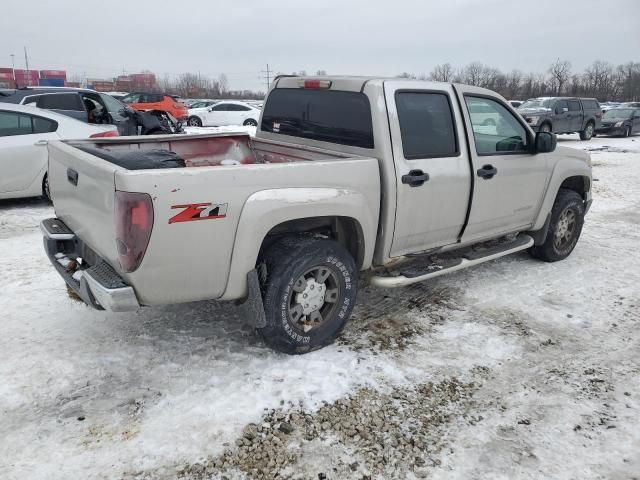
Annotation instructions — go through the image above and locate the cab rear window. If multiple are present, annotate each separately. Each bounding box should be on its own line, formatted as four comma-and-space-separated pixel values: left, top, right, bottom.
261, 88, 374, 149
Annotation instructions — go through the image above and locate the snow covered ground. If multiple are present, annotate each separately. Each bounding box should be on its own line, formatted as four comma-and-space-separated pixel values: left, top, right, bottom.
0, 134, 638, 479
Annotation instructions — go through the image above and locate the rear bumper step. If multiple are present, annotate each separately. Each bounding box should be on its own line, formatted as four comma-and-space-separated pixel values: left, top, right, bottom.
370, 234, 534, 288
41, 218, 140, 312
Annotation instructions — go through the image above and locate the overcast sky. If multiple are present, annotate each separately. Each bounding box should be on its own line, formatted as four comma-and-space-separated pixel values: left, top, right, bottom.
2, 0, 639, 92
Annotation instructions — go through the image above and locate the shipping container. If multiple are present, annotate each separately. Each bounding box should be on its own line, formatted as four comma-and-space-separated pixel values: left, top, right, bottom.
39, 78, 65, 87
40, 69, 67, 80
65, 81, 81, 88
0, 67, 14, 75
0, 72, 14, 80
14, 69, 40, 87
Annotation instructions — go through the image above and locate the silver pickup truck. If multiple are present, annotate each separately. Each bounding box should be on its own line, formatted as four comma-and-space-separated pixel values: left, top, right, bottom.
41, 76, 592, 353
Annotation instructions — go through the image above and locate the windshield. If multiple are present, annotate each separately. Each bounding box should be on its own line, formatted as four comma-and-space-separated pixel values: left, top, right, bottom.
261, 88, 374, 149
603, 109, 633, 119
519, 99, 552, 109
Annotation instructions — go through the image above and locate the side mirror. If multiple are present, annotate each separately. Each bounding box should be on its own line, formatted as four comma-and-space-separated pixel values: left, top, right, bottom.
534, 131, 557, 154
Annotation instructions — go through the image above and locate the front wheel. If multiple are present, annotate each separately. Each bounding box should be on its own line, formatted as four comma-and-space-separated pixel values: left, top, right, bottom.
579, 122, 594, 140
243, 118, 258, 127
621, 126, 631, 138
257, 237, 358, 354
540, 123, 552, 133
529, 189, 585, 262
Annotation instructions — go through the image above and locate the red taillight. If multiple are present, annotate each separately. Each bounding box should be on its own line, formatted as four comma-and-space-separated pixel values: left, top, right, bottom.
90, 130, 119, 138
299, 79, 332, 89
114, 191, 154, 273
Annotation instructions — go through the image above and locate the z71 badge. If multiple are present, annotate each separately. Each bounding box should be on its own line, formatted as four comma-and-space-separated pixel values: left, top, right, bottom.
169, 203, 228, 224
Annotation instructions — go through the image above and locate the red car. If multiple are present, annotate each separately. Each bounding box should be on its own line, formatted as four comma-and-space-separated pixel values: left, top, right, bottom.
121, 92, 188, 121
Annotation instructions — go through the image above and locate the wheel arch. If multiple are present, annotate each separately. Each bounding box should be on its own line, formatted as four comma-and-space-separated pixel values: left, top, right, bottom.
532, 172, 591, 231
220, 187, 377, 300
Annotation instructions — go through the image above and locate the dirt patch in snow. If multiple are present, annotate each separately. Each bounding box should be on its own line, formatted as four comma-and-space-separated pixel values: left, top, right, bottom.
338, 283, 463, 352
131, 377, 479, 480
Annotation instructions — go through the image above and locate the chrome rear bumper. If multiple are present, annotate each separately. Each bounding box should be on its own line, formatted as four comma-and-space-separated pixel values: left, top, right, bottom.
41, 218, 140, 312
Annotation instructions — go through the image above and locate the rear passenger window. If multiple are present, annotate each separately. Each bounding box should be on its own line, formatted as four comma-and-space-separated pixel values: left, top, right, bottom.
568, 100, 581, 111
0, 111, 33, 136
582, 100, 599, 110
33, 116, 58, 133
464, 96, 528, 155
37, 93, 84, 111
395, 92, 458, 159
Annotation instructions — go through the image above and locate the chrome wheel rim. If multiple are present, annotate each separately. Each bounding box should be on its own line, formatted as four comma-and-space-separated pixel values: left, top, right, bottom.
188, 117, 200, 126
288, 266, 340, 333
554, 207, 576, 249
586, 124, 593, 138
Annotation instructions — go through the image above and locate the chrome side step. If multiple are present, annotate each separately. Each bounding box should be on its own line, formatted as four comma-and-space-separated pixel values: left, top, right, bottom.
370, 235, 534, 288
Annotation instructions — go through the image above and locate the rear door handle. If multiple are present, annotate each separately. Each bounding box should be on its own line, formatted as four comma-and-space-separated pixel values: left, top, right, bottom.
34, 139, 48, 146
67, 168, 79, 186
477, 164, 498, 180
401, 169, 430, 187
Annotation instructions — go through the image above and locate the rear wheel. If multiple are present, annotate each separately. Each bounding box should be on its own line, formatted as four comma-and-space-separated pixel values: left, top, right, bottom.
243, 118, 258, 127
42, 174, 51, 202
579, 122, 594, 140
529, 189, 585, 262
187, 116, 202, 127
257, 237, 358, 354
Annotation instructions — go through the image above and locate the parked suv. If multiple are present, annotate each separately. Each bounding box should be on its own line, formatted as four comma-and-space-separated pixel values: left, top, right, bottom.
517, 97, 602, 140
121, 92, 188, 121
0, 87, 138, 135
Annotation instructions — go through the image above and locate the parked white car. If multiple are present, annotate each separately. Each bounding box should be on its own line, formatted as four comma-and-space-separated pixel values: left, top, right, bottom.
0, 103, 117, 200
186, 101, 261, 127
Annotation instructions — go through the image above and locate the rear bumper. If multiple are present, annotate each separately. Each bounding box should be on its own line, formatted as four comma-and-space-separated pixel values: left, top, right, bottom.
41, 218, 140, 312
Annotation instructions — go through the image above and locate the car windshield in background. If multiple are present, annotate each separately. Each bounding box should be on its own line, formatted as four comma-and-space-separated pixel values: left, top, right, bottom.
603, 108, 633, 119
261, 88, 374, 149
519, 99, 552, 109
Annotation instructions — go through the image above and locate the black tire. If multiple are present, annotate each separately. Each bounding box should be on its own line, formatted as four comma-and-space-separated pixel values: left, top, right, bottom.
579, 122, 594, 141
187, 116, 202, 127
257, 236, 358, 354
529, 189, 585, 262
243, 118, 258, 127
540, 122, 552, 133
42, 174, 51, 202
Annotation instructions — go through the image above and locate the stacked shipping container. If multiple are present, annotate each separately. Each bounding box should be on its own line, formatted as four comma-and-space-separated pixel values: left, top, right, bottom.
14, 69, 39, 87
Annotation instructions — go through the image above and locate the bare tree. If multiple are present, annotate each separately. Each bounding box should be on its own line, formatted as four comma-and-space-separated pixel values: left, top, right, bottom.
548, 59, 571, 95
463, 62, 484, 86
218, 73, 229, 95
429, 63, 454, 82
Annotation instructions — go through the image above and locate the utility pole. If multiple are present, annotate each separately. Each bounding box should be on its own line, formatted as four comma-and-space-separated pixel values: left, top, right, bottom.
260, 63, 273, 91
10, 54, 15, 71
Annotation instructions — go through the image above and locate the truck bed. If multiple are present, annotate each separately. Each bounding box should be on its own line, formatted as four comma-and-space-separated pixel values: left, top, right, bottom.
46, 132, 380, 306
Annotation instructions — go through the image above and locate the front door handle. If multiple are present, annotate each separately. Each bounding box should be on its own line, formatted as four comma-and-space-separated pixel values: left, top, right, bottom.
34, 139, 48, 146
401, 169, 430, 187
477, 164, 498, 180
